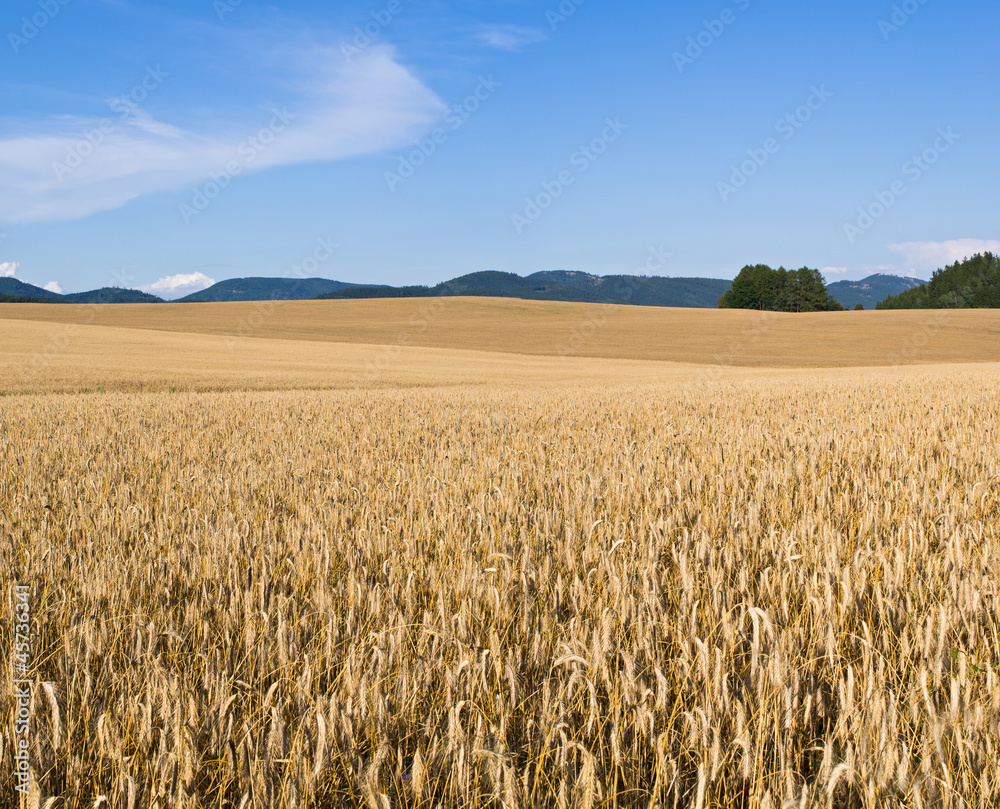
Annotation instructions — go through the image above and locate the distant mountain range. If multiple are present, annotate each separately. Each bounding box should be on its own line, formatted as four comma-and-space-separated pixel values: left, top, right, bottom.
826, 274, 925, 309
0, 277, 164, 303
314, 270, 927, 310
1, 271, 927, 309
315, 271, 733, 308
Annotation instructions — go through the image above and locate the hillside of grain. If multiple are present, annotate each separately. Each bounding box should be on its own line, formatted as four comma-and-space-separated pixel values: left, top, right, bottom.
3, 297, 998, 368
3, 364, 999, 807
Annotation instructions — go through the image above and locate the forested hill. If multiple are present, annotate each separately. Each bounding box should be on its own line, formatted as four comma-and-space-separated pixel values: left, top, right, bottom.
877, 253, 1000, 309
177, 277, 357, 302
0, 277, 61, 301
62, 288, 165, 303
0, 269, 933, 310
0, 278, 163, 303
315, 271, 732, 308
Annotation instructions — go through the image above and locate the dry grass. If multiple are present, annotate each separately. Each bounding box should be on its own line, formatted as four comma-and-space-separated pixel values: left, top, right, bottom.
1, 307, 998, 807
0, 317, 700, 396
2, 296, 999, 367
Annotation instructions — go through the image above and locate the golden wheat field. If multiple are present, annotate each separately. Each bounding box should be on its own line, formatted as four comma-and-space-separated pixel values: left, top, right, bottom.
3, 298, 1000, 370
2, 302, 1000, 809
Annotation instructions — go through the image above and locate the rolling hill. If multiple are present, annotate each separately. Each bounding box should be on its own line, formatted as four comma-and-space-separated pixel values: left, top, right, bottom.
61, 287, 165, 304
316, 270, 732, 308
318, 270, 925, 310
4, 297, 999, 373
0, 277, 61, 301
0, 270, 926, 310
0, 278, 164, 303
177, 277, 360, 302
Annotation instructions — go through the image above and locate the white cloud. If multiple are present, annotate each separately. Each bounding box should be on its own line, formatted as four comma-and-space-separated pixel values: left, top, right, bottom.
888, 239, 1000, 273
0, 261, 18, 277
43, 281, 63, 294
476, 25, 547, 51
819, 266, 849, 275
0, 44, 445, 224
141, 272, 216, 299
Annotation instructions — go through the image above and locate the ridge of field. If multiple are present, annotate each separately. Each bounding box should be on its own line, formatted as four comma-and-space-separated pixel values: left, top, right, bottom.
1, 318, 711, 396
13, 316, 978, 397
3, 297, 999, 368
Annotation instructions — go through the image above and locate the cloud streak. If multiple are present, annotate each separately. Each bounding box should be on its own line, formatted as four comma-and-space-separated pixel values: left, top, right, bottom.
0, 43, 445, 224
889, 239, 1000, 272
476, 25, 547, 51
141, 272, 216, 299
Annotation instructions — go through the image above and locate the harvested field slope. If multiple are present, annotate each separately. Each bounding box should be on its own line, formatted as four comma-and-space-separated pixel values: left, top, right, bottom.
2, 297, 999, 366
3, 315, 996, 397
3, 366, 1000, 807
0, 318, 701, 395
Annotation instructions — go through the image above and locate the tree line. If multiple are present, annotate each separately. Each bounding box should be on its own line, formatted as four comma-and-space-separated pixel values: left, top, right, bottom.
877, 253, 999, 309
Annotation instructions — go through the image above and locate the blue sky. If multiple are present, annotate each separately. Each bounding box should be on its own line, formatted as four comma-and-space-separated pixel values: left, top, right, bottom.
1, 0, 997, 298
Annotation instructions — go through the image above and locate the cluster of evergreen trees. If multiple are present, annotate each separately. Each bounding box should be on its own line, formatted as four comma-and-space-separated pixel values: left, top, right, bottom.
876, 253, 999, 309
717, 265, 846, 312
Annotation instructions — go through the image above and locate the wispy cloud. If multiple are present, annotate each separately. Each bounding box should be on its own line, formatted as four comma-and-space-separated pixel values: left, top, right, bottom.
819, 266, 848, 275
0, 43, 445, 224
0, 261, 18, 277
476, 24, 547, 51
43, 280, 63, 294
141, 272, 216, 299
889, 239, 1000, 272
